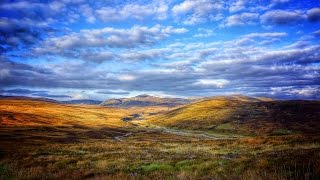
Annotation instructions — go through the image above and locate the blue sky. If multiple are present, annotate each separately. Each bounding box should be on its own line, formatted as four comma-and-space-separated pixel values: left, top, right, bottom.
0, 0, 320, 100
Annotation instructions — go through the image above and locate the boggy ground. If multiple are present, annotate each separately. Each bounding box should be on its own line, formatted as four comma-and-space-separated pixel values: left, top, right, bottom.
0, 98, 320, 179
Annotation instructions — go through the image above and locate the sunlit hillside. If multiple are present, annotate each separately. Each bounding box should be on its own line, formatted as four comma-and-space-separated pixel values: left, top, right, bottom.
148, 96, 320, 135
0, 97, 320, 179
0, 98, 130, 127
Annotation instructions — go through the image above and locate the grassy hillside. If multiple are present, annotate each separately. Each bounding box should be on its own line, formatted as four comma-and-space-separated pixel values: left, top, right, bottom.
0, 98, 130, 127
148, 96, 320, 135
0, 97, 319, 179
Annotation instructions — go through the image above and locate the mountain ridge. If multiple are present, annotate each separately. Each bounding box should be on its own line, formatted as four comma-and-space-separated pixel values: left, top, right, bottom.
100, 94, 191, 108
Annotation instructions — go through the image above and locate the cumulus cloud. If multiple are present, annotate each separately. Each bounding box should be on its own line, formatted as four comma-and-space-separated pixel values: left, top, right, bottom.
194, 79, 230, 88
0, 69, 10, 79
307, 8, 320, 22
1, 0, 319, 100
229, 0, 247, 12
118, 74, 137, 81
80, 4, 96, 23
255, 45, 320, 65
223, 12, 259, 27
172, 0, 224, 25
260, 10, 305, 25
193, 28, 215, 38
80, 52, 116, 63
44, 25, 187, 49
0, 1, 100, 53
33, 25, 187, 62
0, 17, 48, 52
243, 32, 287, 38
68, 92, 90, 100
271, 86, 320, 99
96, 1, 168, 22
120, 48, 169, 62
1, 38, 319, 99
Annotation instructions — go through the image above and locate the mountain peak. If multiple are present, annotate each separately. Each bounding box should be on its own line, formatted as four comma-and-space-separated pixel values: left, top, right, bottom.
135, 94, 154, 98
101, 95, 190, 108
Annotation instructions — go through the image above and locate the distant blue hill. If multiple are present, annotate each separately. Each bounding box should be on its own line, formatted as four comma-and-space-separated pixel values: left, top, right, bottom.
62, 99, 102, 105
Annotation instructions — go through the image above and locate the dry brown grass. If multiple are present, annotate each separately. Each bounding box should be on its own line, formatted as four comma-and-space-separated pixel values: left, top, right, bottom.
148, 98, 320, 135
0, 99, 130, 127
0, 98, 319, 179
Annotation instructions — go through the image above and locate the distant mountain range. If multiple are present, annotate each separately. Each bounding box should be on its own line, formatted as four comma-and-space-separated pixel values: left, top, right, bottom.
62, 99, 102, 105
1, 94, 274, 106
100, 94, 191, 108
0, 95, 59, 103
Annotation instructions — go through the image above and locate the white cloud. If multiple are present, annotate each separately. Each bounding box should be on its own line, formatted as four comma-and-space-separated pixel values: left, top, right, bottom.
0, 69, 10, 79
120, 48, 169, 61
96, 1, 168, 22
260, 10, 305, 25
223, 12, 259, 27
193, 28, 215, 38
80, 52, 116, 63
194, 79, 230, 88
289, 87, 319, 97
118, 74, 137, 81
271, 86, 320, 98
229, 0, 247, 12
79, 4, 96, 23
172, 0, 224, 25
244, 32, 288, 39
35, 25, 188, 59
69, 91, 90, 100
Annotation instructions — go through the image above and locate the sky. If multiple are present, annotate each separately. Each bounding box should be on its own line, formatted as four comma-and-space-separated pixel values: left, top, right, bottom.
0, 0, 320, 100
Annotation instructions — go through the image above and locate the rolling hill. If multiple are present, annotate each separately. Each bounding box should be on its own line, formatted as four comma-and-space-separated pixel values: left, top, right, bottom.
1, 95, 320, 179
101, 94, 191, 108
0, 97, 129, 127
147, 96, 320, 135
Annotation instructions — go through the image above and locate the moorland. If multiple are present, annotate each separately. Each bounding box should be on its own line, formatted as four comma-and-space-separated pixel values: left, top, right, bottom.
0, 95, 319, 179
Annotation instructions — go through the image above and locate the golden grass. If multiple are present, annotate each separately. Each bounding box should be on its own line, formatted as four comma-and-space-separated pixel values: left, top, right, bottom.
148, 98, 320, 135
0, 99, 130, 127
148, 99, 234, 128
0, 130, 319, 179
0, 98, 320, 179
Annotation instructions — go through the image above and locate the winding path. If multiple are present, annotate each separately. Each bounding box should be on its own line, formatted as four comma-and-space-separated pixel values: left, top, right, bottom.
113, 115, 240, 141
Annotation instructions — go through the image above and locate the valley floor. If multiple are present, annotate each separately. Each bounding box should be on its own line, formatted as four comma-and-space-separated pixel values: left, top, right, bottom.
0, 99, 319, 179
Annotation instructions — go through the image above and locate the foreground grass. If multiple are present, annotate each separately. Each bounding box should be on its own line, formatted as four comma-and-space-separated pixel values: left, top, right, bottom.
0, 127, 319, 179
